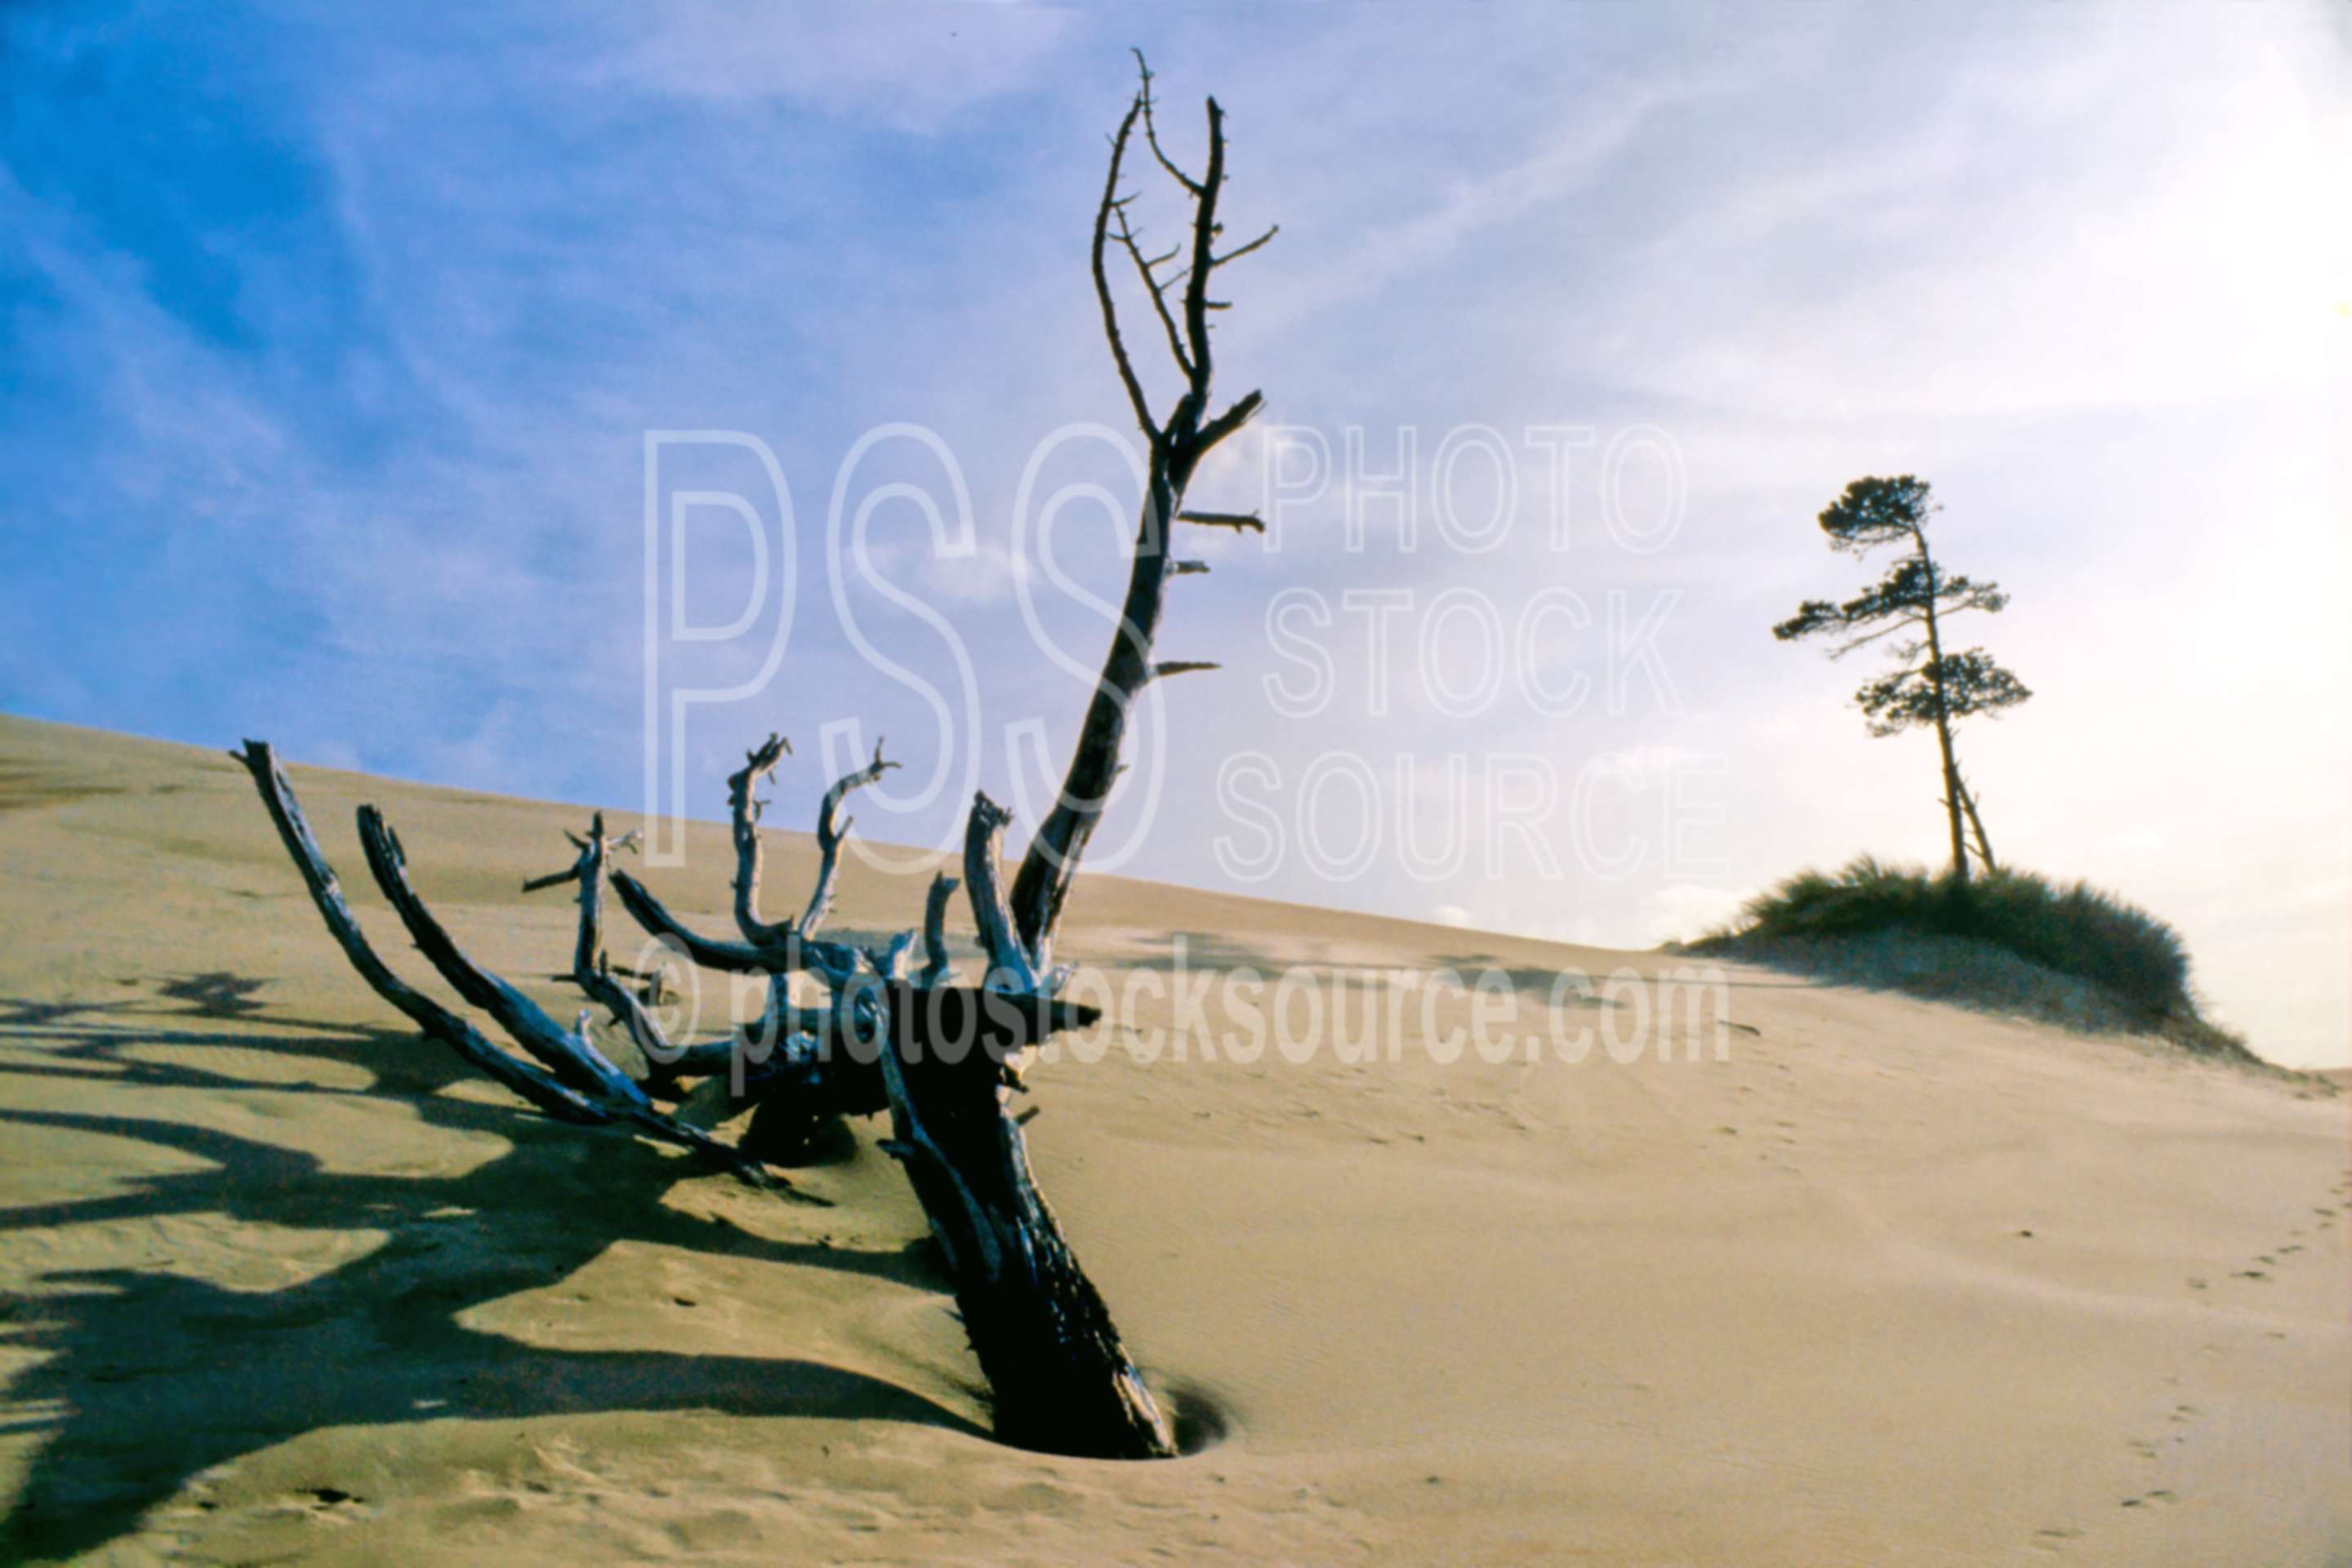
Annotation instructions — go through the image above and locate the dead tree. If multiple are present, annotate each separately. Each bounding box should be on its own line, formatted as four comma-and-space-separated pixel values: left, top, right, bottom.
233, 56, 1271, 1464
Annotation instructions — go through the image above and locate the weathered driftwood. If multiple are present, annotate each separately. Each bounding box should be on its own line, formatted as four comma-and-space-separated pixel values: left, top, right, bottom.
873, 797, 1171, 1455
726, 732, 797, 949
234, 56, 1267, 1463
359, 805, 645, 1106
244, 736, 1163, 1454
920, 871, 959, 987
520, 812, 735, 1082
604, 733, 882, 983
232, 743, 773, 1187
801, 737, 898, 935
588, 735, 904, 1147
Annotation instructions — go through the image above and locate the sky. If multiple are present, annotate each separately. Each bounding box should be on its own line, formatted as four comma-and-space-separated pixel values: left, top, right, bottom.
3, 2, 2346, 1064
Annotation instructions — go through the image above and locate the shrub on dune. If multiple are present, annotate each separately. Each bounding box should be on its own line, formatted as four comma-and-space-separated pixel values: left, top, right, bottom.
1704, 858, 2245, 1057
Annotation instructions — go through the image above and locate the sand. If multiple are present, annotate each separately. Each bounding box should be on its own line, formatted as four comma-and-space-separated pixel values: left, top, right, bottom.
0, 713, 2343, 1565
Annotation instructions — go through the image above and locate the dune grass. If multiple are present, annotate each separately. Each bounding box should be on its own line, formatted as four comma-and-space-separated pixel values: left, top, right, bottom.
1697, 857, 2253, 1059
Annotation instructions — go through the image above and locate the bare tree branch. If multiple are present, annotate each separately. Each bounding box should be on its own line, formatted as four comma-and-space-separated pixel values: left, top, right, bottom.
609, 871, 781, 974
1178, 93, 1227, 382
1113, 203, 1194, 379
921, 871, 960, 987
358, 808, 653, 1107
1176, 507, 1263, 532
359, 809, 782, 1184
234, 744, 773, 1187
727, 732, 794, 948
1212, 222, 1280, 268
1092, 96, 1155, 435
802, 737, 900, 936
964, 791, 1043, 992
232, 743, 611, 1127
529, 810, 699, 1076
1955, 769, 1998, 871
1130, 47, 1203, 197
520, 863, 583, 894
1196, 389, 1263, 452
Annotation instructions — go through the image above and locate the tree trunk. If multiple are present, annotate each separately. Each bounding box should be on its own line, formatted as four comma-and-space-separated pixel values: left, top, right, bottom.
870, 802, 1176, 1459
1933, 725, 1969, 884
867, 983, 1172, 1458
1008, 440, 1197, 958
1955, 771, 1997, 872
1910, 530, 1971, 885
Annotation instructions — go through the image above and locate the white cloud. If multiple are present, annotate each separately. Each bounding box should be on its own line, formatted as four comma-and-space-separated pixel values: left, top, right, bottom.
918, 537, 1031, 606
581, 0, 1077, 131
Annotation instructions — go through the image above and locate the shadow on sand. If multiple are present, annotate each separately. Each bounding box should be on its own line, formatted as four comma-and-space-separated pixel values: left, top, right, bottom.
0, 974, 979, 1562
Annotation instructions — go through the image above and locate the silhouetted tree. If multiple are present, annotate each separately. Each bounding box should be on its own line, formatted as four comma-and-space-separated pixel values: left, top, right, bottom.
1775, 475, 2029, 883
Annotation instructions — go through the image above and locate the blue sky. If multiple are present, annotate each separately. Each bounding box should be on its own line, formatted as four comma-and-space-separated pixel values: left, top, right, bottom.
4, 2, 2346, 1062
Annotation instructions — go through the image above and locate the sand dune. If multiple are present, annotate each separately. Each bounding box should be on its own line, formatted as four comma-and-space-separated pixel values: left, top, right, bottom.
0, 714, 2343, 1565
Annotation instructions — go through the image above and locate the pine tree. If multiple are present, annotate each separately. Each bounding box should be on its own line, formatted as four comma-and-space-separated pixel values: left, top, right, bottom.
1775, 475, 2030, 883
